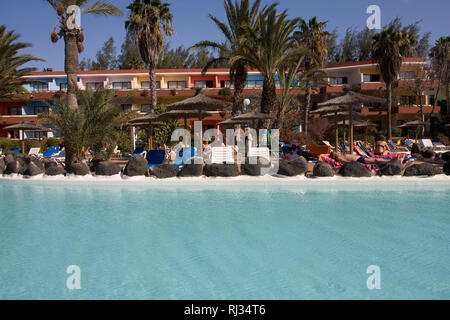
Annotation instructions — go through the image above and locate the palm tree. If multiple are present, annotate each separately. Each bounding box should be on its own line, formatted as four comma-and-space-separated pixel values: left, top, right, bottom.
372, 25, 416, 139
39, 88, 121, 164
0, 25, 44, 100
296, 66, 329, 129
275, 56, 305, 129
230, 5, 307, 116
45, 0, 122, 110
190, 0, 263, 115
294, 17, 330, 134
429, 36, 450, 116
125, 0, 174, 108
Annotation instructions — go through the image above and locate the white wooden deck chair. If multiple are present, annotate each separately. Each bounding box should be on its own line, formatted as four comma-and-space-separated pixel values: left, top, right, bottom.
28, 147, 42, 156
248, 147, 270, 162
420, 139, 434, 149
211, 146, 234, 164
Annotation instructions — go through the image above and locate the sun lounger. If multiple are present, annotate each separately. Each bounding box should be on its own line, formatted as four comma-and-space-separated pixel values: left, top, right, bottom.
173, 147, 197, 167
431, 139, 449, 152
28, 148, 42, 156
211, 146, 234, 164
248, 147, 270, 162
122, 146, 145, 157
419, 139, 434, 149
0, 148, 3, 155
146, 150, 166, 168
113, 145, 121, 157
10, 148, 21, 153
42, 146, 60, 158
305, 145, 331, 156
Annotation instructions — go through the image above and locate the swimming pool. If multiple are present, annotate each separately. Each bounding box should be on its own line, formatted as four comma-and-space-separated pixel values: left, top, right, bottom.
1, 176, 449, 299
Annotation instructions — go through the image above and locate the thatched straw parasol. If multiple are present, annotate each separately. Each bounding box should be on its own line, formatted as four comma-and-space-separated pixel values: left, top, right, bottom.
218, 118, 250, 127
397, 120, 428, 127
158, 109, 215, 129
166, 89, 232, 158
317, 91, 385, 154
129, 113, 163, 150
232, 111, 273, 140
4, 122, 52, 153
398, 120, 428, 140
338, 120, 378, 142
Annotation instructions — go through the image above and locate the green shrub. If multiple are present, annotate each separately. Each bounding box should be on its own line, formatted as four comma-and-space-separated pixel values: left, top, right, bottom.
392, 127, 402, 137
24, 139, 44, 153
0, 138, 20, 152
354, 134, 375, 144
437, 133, 449, 145
44, 137, 60, 149
218, 87, 232, 98
116, 127, 132, 154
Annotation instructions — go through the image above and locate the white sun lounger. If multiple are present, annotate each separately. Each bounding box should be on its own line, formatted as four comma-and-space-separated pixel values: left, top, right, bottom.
420, 139, 434, 149
28, 148, 42, 156
211, 146, 234, 164
248, 147, 270, 161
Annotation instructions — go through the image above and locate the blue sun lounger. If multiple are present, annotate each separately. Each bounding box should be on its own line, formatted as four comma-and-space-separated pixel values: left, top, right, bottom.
173, 147, 197, 167
122, 146, 145, 157
146, 150, 166, 168
43, 146, 60, 158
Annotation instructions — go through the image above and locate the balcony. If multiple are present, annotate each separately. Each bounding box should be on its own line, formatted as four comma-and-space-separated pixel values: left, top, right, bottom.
320, 85, 344, 94
361, 82, 386, 90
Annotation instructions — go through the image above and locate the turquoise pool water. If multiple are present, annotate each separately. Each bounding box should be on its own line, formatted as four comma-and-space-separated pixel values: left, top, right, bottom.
0, 177, 449, 299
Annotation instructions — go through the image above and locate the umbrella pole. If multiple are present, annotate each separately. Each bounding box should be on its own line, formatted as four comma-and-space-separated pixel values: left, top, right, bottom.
148, 124, 153, 150
335, 111, 338, 153
21, 130, 25, 154
199, 110, 203, 161
343, 118, 346, 153
349, 106, 354, 155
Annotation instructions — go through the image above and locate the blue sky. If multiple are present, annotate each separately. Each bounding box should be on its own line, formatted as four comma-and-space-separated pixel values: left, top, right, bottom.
1, 0, 449, 71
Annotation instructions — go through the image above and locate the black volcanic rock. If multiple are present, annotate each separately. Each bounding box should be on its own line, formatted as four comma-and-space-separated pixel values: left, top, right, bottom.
338, 161, 372, 177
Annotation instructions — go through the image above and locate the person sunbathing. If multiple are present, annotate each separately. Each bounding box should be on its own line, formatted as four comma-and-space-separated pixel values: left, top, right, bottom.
329, 151, 405, 165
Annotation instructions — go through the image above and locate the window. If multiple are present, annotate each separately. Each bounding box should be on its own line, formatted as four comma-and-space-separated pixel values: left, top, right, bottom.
112, 82, 132, 90
194, 80, 214, 88
400, 71, 416, 80
86, 82, 103, 90
120, 104, 132, 112
141, 81, 160, 89
8, 107, 22, 115
246, 80, 264, 88
33, 83, 49, 92
275, 80, 281, 89
400, 96, 416, 105
428, 95, 435, 106
167, 81, 187, 89
330, 77, 348, 85
34, 106, 49, 114
141, 104, 152, 113
363, 74, 381, 82
220, 80, 233, 88
60, 83, 68, 91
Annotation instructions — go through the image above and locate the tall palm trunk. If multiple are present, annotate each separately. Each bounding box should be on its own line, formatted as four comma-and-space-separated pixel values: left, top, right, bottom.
386, 82, 392, 140
304, 83, 311, 134
232, 63, 248, 115
260, 75, 276, 130
64, 31, 79, 110
64, 31, 79, 166
419, 94, 424, 138
446, 80, 449, 116
149, 63, 157, 107
261, 75, 276, 114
